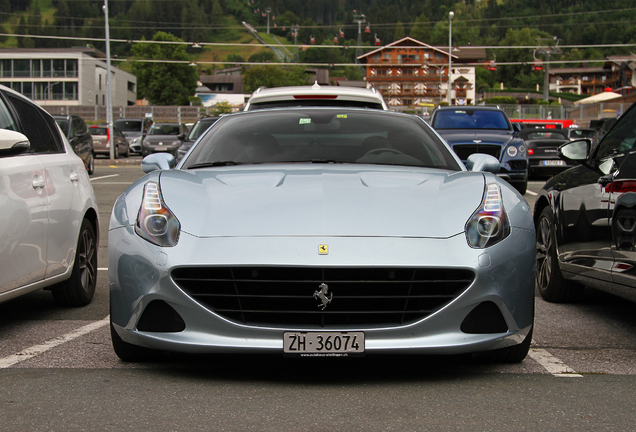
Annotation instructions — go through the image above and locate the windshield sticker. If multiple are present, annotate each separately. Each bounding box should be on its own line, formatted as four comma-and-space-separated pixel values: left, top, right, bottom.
337, 114, 348, 119
299, 118, 312, 125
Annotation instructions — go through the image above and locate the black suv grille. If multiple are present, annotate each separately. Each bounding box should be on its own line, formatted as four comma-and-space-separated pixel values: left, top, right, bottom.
452, 144, 501, 160
172, 267, 475, 328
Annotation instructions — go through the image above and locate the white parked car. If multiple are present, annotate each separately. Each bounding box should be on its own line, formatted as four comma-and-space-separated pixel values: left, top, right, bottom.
0, 84, 99, 306
244, 83, 389, 111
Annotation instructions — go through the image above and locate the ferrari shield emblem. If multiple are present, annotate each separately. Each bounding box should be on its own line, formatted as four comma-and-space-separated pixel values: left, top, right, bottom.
318, 244, 328, 255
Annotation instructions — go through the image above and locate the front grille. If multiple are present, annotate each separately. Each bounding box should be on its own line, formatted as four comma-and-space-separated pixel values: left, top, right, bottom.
172, 267, 475, 328
452, 144, 501, 160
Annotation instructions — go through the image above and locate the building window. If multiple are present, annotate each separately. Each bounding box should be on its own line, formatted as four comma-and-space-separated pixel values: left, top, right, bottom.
43, 60, 52, 77
14, 59, 30, 78
398, 54, 419, 64
31, 60, 41, 78
99, 74, 102, 90
51, 82, 63, 100
53, 59, 65, 78
127, 81, 135, 92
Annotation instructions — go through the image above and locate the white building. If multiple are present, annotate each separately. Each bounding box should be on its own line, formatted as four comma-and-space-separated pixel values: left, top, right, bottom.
0, 47, 136, 106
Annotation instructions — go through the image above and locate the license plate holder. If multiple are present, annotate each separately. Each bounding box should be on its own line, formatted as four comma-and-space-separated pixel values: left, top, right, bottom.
283, 332, 365, 357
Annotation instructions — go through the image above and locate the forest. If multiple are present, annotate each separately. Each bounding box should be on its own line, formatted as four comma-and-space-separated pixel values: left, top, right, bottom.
2, 0, 636, 90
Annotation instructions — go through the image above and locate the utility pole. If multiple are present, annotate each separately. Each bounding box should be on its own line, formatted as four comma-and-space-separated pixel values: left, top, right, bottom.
103, 0, 114, 161
536, 37, 561, 102
353, 13, 367, 64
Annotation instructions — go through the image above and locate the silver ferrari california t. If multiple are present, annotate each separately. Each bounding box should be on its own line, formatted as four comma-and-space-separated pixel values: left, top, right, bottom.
109, 107, 536, 362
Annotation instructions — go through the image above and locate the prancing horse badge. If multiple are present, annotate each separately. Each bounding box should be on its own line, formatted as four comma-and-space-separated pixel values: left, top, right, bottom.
318, 244, 328, 255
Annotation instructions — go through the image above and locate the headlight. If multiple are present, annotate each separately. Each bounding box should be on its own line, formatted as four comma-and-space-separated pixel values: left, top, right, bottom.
143, 138, 150, 145
171, 140, 181, 146
131, 137, 140, 145
135, 181, 180, 247
506, 146, 518, 157
465, 183, 510, 248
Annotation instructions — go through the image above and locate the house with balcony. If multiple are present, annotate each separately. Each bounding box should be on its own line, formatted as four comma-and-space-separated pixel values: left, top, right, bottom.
357, 36, 486, 106
0, 47, 137, 106
550, 54, 636, 96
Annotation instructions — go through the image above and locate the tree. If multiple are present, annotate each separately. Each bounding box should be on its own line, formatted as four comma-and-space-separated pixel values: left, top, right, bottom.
211, 100, 234, 115
131, 32, 199, 106
409, 14, 431, 42
243, 65, 310, 93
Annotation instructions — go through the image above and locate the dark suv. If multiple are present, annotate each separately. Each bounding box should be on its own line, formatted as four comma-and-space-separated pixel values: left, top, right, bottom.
53, 114, 95, 174
430, 106, 528, 194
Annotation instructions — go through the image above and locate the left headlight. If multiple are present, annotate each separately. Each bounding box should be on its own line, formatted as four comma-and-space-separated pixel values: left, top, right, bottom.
135, 181, 180, 247
465, 183, 510, 248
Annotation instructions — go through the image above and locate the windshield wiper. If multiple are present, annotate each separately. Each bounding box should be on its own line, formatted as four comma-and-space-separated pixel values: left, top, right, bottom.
187, 161, 243, 169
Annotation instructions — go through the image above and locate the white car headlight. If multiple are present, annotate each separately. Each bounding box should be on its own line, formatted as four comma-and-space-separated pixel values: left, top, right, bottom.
506, 146, 518, 157
135, 181, 180, 247
171, 140, 181, 146
465, 183, 510, 248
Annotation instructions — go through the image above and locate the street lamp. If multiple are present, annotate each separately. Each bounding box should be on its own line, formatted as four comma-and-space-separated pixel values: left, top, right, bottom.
448, 11, 454, 105
266, 7, 272, 34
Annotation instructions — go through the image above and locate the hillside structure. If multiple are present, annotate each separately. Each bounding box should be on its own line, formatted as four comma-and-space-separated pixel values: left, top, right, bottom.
550, 54, 636, 96
357, 36, 487, 106
0, 47, 137, 106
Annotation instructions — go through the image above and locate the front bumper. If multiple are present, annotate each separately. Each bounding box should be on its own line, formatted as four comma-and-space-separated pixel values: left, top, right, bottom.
109, 228, 536, 355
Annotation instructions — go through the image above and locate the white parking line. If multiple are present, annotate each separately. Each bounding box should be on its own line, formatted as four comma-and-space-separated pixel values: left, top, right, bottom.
0, 317, 110, 369
529, 348, 583, 377
90, 174, 120, 181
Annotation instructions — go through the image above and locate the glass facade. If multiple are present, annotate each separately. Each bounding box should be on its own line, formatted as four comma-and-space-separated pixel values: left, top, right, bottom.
0, 58, 79, 101
0, 59, 78, 78
0, 81, 78, 101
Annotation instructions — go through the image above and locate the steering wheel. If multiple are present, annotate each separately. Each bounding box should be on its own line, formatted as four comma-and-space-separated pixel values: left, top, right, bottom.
364, 148, 403, 156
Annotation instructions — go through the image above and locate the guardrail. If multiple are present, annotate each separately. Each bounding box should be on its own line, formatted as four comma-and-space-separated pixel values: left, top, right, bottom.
40, 105, 221, 123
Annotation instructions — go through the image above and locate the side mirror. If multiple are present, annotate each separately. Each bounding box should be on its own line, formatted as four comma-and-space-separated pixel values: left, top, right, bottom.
141, 152, 176, 173
0, 129, 30, 156
558, 139, 591, 162
466, 153, 500, 174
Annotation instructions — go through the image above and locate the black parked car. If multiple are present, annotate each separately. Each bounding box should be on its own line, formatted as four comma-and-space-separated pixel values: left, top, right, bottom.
430, 106, 528, 194
53, 114, 95, 174
176, 116, 220, 161
534, 101, 636, 303
519, 128, 572, 177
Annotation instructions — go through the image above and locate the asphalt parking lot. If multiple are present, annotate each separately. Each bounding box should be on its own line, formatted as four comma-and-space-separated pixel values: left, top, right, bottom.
2, 164, 636, 431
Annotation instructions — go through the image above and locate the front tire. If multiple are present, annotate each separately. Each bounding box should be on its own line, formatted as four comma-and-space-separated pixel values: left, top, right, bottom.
51, 219, 97, 307
110, 323, 159, 362
536, 207, 583, 302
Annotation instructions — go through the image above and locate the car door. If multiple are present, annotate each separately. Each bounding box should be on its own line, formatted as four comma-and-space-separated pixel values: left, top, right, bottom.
5, 92, 83, 281
0, 92, 50, 294
601, 107, 636, 287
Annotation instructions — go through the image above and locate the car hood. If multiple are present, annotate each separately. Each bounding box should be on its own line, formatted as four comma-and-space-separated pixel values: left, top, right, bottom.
436, 130, 514, 146
157, 166, 486, 238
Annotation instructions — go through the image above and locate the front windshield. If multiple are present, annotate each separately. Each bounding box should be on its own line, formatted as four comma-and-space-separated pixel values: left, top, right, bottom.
183, 109, 462, 171
114, 120, 142, 132
433, 109, 510, 130
149, 124, 180, 135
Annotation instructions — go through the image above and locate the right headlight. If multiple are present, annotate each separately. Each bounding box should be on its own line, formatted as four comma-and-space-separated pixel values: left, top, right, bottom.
465, 183, 510, 248
135, 181, 180, 247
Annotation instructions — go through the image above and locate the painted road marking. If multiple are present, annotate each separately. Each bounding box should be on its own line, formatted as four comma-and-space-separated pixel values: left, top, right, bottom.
0, 317, 110, 369
90, 174, 119, 181
529, 348, 583, 377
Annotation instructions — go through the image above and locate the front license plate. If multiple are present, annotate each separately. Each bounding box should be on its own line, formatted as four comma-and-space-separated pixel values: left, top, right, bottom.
541, 160, 566, 166
283, 332, 365, 357
154, 147, 168, 151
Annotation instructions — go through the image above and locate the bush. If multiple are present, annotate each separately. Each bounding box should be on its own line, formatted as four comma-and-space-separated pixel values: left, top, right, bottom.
484, 96, 517, 105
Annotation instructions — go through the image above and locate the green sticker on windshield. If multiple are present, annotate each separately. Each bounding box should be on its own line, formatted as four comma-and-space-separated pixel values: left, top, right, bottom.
299, 118, 311, 124
337, 114, 347, 119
